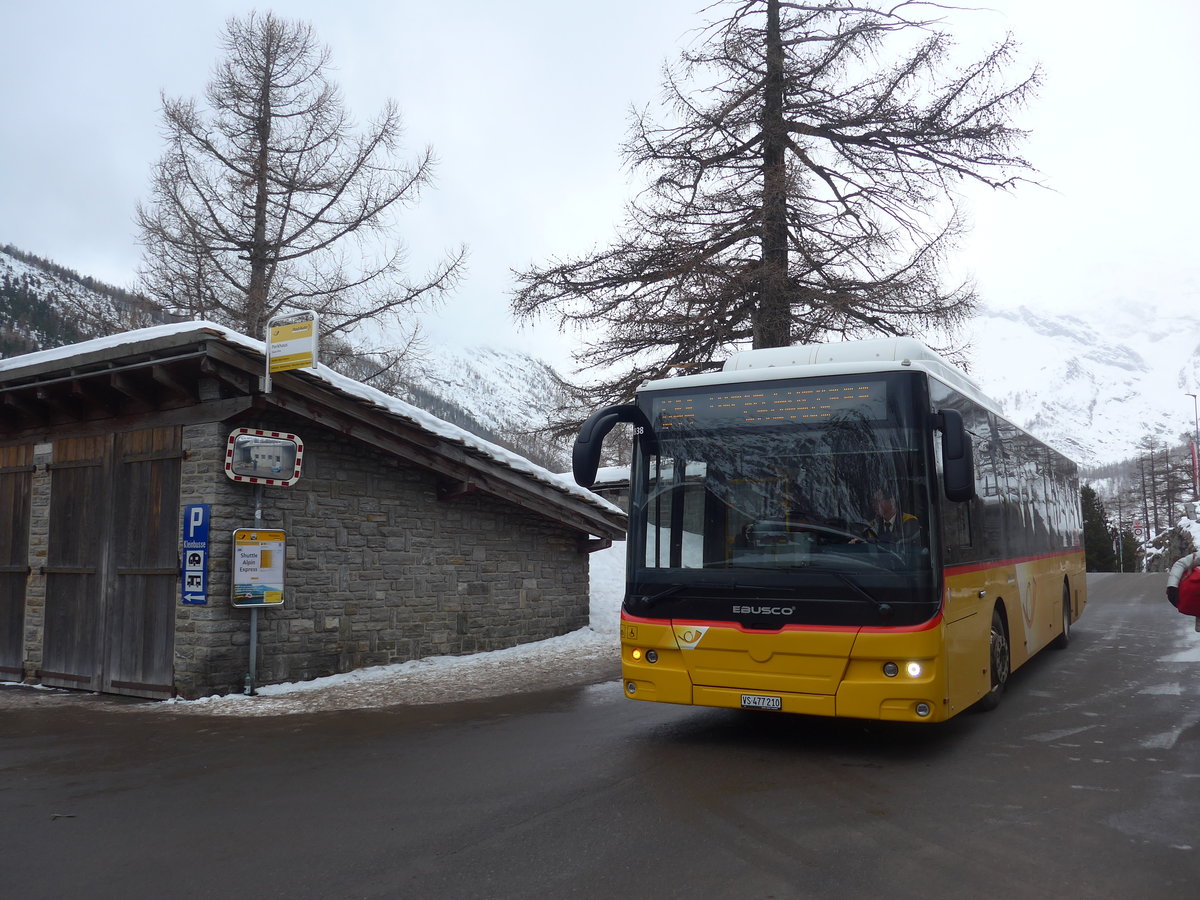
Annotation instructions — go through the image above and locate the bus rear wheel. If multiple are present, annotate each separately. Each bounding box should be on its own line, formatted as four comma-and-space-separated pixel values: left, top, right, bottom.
978, 608, 1010, 711
1052, 583, 1072, 650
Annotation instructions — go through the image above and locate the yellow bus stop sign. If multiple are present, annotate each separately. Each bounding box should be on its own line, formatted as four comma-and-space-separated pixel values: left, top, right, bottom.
268, 317, 317, 373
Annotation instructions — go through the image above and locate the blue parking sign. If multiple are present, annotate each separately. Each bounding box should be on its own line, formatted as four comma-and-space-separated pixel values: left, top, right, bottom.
182, 504, 211, 605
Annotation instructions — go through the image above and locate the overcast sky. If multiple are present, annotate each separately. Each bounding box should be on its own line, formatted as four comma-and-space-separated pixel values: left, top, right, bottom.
3, 1, 1198, 372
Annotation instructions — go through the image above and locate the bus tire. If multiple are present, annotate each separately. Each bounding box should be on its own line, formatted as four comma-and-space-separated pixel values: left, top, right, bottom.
1051, 581, 1072, 650
978, 607, 1010, 711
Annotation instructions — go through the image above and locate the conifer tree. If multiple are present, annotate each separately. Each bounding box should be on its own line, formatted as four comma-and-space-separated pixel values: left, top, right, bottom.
513, 0, 1039, 408
1081, 484, 1116, 572
137, 11, 463, 355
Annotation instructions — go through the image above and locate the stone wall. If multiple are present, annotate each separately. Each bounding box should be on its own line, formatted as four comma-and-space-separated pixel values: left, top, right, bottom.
19, 441, 52, 680
173, 414, 591, 699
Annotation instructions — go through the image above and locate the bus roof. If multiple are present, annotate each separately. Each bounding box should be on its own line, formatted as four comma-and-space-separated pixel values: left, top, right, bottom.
637, 337, 1001, 414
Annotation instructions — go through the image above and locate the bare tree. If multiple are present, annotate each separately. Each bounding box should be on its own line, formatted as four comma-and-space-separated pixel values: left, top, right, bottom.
513, 0, 1040, 408
137, 11, 464, 354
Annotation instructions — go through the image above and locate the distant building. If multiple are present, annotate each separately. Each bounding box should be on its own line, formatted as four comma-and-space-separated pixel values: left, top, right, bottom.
0, 324, 624, 699
589, 465, 630, 512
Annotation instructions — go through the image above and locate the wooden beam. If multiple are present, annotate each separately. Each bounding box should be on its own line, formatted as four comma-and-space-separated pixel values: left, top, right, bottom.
0, 396, 255, 448
437, 479, 478, 501
108, 371, 141, 400
34, 384, 89, 419
3, 390, 37, 417
578, 537, 613, 554
151, 364, 194, 401
200, 355, 256, 394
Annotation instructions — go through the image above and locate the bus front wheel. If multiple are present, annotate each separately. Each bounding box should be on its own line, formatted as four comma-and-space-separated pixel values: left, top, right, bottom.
978, 608, 1010, 711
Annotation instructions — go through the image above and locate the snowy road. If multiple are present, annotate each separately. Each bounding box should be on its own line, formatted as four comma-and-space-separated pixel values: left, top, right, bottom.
3, 573, 1197, 900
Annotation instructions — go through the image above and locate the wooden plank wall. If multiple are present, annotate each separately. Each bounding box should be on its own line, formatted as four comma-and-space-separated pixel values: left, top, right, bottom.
41, 435, 109, 691
39, 428, 182, 697
104, 428, 182, 697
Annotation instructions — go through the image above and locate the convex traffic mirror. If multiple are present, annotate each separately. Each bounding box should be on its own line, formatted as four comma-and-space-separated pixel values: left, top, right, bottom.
224, 429, 304, 486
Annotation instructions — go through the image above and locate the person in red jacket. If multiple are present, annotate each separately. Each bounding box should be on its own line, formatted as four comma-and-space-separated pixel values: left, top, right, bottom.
1166, 551, 1200, 631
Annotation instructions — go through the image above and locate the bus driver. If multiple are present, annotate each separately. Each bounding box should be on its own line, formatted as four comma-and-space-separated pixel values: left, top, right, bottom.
866, 489, 919, 544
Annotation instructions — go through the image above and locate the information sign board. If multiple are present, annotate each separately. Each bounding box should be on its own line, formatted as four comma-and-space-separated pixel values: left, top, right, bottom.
232, 529, 286, 607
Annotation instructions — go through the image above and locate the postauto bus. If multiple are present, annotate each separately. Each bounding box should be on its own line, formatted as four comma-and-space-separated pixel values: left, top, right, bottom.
573, 338, 1086, 723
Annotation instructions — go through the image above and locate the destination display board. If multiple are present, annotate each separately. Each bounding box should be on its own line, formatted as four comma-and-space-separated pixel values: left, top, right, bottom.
654, 379, 888, 430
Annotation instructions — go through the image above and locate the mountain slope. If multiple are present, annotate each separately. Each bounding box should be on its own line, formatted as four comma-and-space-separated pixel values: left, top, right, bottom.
964, 299, 1200, 467
0, 244, 170, 355
396, 345, 571, 470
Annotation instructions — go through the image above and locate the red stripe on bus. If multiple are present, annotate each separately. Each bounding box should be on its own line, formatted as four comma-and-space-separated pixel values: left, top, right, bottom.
943, 549, 1083, 578
620, 610, 944, 635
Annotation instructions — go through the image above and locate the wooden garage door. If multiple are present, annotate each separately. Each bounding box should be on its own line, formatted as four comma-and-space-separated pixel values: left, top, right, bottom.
42, 436, 107, 691
0, 445, 33, 681
42, 428, 182, 698
104, 428, 183, 697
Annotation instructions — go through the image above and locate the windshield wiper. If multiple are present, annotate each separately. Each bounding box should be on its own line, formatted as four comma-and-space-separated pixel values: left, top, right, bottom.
640, 584, 688, 606
832, 572, 894, 618
633, 580, 732, 608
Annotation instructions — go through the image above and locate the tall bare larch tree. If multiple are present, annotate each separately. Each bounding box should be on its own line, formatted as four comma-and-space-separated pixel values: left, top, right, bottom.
513, 0, 1040, 409
137, 11, 464, 356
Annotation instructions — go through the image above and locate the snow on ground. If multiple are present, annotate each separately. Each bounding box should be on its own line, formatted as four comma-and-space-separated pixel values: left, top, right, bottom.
0, 544, 629, 716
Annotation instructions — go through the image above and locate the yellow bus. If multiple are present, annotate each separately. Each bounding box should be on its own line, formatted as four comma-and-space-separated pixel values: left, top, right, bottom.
573, 338, 1086, 723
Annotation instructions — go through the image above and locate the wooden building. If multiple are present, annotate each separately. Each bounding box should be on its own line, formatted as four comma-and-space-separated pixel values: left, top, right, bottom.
0, 324, 624, 699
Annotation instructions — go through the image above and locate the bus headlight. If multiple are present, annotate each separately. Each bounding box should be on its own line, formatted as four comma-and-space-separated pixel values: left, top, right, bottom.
915, 702, 931, 717
646, 649, 659, 663
626, 681, 637, 695
883, 661, 924, 678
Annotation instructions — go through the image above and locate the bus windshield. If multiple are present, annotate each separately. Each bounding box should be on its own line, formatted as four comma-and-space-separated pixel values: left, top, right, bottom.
630, 373, 934, 601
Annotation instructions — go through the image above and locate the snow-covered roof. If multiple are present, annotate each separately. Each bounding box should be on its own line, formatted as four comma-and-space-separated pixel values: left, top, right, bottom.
592, 465, 630, 486
0, 321, 624, 529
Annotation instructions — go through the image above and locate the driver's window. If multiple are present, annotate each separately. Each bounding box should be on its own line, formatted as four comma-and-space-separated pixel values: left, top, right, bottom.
644, 458, 707, 568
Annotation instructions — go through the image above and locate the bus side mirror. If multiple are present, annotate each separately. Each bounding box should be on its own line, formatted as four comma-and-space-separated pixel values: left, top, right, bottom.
572, 404, 655, 487
935, 408, 976, 502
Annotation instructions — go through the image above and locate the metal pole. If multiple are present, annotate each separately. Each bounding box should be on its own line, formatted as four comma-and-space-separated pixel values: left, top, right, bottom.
1188, 393, 1200, 503
246, 483, 265, 697
248, 608, 258, 696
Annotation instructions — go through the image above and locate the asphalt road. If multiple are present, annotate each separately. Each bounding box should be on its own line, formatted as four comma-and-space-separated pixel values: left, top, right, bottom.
2, 573, 1197, 899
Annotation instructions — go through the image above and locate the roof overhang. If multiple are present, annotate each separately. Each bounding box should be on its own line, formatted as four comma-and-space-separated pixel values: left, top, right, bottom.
0, 325, 625, 541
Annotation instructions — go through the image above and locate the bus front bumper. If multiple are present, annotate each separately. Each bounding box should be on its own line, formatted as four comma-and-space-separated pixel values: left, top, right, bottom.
620, 619, 949, 723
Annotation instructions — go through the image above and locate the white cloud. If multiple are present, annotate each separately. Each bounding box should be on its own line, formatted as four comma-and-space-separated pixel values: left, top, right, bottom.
2, 0, 1196, 372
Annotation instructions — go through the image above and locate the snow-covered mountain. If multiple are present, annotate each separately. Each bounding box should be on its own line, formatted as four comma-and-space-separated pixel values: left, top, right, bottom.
0, 245, 169, 355
5, 243, 1199, 470
394, 344, 571, 470
399, 344, 568, 442
963, 298, 1200, 467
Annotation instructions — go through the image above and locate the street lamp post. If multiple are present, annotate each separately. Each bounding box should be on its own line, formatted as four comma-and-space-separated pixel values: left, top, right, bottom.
1187, 392, 1200, 503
